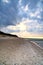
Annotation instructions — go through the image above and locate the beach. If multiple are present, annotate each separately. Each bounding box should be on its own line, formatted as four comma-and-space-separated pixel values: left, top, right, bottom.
0, 37, 43, 65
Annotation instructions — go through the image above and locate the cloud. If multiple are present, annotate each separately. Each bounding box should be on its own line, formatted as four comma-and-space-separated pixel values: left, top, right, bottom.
11, 31, 43, 38
29, 8, 40, 18
0, 0, 43, 38
23, 19, 43, 33
21, 4, 29, 12
18, 0, 43, 21
2, 0, 10, 3
1, 18, 43, 38
28, 1, 42, 19
1, 21, 27, 33
19, 0, 22, 6
18, 0, 30, 19
0, 0, 19, 27
1, 18, 43, 33
0, 0, 43, 27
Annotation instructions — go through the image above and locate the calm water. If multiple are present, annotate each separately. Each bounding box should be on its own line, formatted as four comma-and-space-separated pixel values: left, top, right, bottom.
26, 38, 43, 48
34, 41, 43, 48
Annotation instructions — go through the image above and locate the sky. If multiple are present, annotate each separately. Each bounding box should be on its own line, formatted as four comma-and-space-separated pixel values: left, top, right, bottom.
0, 0, 43, 38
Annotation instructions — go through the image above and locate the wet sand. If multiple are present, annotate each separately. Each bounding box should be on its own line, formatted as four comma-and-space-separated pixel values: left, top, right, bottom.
0, 37, 43, 65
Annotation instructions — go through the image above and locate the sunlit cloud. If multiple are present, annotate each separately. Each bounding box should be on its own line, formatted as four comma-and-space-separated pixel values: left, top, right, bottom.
3, 19, 43, 33
11, 31, 43, 38
2, 22, 27, 32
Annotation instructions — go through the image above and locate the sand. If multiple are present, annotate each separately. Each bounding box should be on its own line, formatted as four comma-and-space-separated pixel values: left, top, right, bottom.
0, 37, 43, 65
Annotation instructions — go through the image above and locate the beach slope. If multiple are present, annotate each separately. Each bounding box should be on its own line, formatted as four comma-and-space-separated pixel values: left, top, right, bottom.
0, 37, 43, 65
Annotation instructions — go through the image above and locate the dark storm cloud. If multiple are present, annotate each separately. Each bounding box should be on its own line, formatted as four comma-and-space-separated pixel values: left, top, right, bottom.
0, 0, 19, 27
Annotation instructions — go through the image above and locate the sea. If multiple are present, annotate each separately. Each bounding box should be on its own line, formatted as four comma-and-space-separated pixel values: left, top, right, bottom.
27, 38, 43, 48
33, 41, 43, 48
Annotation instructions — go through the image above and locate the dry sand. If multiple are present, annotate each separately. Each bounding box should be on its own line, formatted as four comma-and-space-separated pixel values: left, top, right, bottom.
0, 37, 43, 65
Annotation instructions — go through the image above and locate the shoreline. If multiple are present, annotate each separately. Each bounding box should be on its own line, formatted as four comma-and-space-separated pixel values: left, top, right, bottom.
30, 41, 43, 50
